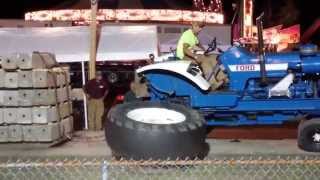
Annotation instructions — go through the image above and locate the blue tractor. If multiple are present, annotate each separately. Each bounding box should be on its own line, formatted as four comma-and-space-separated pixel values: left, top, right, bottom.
105, 15, 320, 160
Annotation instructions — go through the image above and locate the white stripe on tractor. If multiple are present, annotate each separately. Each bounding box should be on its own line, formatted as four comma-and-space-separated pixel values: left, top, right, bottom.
228, 63, 288, 72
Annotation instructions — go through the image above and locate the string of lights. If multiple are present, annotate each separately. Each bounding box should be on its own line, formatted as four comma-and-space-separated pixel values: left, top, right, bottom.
25, 9, 224, 24
193, 0, 222, 12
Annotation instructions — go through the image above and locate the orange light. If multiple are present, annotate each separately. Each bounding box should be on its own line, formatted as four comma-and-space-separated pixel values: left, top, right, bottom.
25, 9, 224, 24
243, 0, 253, 38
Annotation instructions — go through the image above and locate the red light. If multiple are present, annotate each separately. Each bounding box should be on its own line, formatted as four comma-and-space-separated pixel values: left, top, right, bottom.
116, 95, 124, 102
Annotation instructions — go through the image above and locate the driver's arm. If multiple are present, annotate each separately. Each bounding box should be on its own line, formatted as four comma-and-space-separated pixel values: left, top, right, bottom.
197, 43, 206, 51
183, 43, 201, 64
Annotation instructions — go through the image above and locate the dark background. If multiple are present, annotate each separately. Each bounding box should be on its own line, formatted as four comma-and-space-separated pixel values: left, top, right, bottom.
0, 0, 319, 41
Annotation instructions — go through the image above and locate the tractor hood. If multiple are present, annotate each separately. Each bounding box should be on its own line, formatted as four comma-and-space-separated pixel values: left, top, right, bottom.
219, 46, 320, 91
136, 61, 211, 91
219, 46, 301, 69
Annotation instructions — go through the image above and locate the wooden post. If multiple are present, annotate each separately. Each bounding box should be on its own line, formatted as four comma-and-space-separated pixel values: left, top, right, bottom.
89, 0, 98, 80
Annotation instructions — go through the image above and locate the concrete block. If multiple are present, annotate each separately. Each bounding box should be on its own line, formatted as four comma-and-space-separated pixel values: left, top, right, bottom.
61, 116, 73, 136
33, 89, 56, 105
32, 70, 56, 88
15, 53, 32, 69
57, 87, 68, 103
59, 102, 70, 119
0, 109, 3, 125
0, 69, 5, 87
4, 72, 18, 88
1, 55, 18, 70
59, 121, 64, 138
0, 126, 8, 142
56, 73, 67, 86
35, 123, 61, 142
22, 125, 36, 142
52, 67, 71, 86
32, 106, 58, 124
18, 90, 34, 106
4, 108, 18, 124
0, 91, 4, 106
31, 52, 57, 69
3, 91, 19, 106
18, 70, 33, 87
69, 86, 72, 98
8, 125, 23, 142
69, 101, 73, 115
17, 108, 32, 124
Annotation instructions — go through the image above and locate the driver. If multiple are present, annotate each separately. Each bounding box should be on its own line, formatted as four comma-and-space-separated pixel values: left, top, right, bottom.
176, 22, 205, 63
176, 22, 228, 90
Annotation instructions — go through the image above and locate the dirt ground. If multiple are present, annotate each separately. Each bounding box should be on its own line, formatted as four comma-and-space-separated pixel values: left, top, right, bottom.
0, 130, 316, 158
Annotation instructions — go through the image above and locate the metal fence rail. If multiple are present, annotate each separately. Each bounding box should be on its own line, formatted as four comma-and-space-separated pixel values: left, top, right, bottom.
1, 155, 320, 180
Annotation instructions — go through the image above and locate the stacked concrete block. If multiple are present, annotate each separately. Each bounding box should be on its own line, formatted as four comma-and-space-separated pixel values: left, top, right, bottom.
21, 125, 36, 142
0, 91, 4, 106
59, 102, 70, 119
57, 87, 69, 103
8, 125, 23, 142
4, 72, 18, 88
60, 117, 73, 138
3, 91, 19, 106
32, 70, 56, 88
18, 90, 34, 106
53, 67, 71, 87
17, 108, 33, 124
36, 123, 60, 142
31, 52, 57, 69
18, 71, 33, 87
0, 126, 8, 142
33, 89, 57, 105
22, 123, 60, 142
0, 109, 3, 125
32, 106, 58, 124
0, 70, 5, 87
14, 53, 34, 70
1, 55, 18, 70
0, 52, 73, 144
3, 108, 18, 124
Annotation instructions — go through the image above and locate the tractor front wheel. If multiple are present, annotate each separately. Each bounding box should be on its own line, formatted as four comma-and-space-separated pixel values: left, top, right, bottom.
105, 101, 208, 160
298, 119, 320, 152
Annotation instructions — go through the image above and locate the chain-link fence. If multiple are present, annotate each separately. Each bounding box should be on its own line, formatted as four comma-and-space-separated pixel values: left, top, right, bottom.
1, 155, 320, 180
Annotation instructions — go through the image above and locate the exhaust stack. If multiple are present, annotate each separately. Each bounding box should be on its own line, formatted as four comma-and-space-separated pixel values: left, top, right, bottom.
256, 13, 268, 85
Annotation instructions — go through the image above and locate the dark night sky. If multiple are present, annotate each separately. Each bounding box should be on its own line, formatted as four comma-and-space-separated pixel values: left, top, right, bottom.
0, 0, 319, 32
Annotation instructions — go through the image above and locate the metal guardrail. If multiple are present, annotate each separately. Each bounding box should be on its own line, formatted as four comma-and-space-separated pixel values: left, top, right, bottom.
0, 155, 320, 180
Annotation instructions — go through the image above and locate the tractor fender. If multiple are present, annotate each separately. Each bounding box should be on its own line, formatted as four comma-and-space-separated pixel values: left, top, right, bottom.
136, 61, 211, 91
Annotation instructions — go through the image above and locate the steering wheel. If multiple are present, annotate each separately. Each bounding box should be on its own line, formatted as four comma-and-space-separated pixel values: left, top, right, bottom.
204, 37, 217, 54
205, 37, 224, 55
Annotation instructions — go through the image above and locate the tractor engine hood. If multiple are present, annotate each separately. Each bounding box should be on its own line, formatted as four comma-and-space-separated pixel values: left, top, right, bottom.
220, 46, 320, 74
219, 46, 301, 70
136, 61, 211, 91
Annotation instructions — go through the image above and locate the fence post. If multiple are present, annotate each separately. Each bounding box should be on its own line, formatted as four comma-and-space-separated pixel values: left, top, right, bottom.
101, 160, 108, 180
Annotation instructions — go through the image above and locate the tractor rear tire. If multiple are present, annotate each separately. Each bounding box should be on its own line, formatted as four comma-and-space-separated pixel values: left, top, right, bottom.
298, 119, 320, 152
105, 101, 208, 160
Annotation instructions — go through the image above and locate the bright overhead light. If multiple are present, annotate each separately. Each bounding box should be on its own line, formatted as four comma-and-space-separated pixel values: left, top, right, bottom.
25, 9, 224, 24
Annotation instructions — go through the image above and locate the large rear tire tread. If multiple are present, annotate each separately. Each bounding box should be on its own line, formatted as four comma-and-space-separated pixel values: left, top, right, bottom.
298, 118, 320, 152
105, 101, 208, 160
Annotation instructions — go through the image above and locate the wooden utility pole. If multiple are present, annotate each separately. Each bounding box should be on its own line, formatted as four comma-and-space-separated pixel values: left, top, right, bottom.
89, 0, 98, 80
